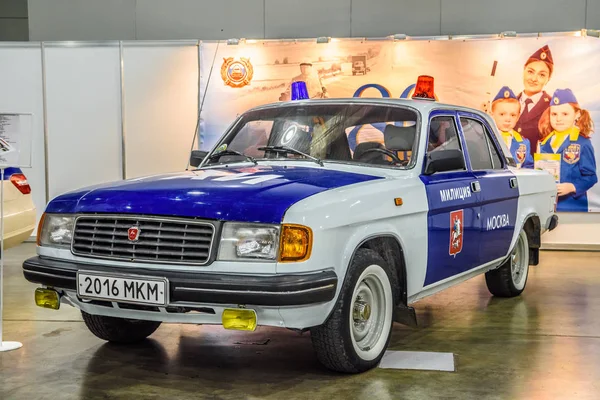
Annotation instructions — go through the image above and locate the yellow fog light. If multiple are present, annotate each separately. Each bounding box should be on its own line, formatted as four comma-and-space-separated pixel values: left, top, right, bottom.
278, 224, 312, 262
35, 288, 60, 310
222, 308, 257, 331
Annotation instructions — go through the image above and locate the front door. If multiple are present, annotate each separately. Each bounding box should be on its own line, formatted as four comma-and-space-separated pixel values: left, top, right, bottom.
421, 113, 482, 287
458, 114, 519, 263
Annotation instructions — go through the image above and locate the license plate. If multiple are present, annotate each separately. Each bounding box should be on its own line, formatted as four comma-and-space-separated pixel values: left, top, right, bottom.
77, 272, 168, 306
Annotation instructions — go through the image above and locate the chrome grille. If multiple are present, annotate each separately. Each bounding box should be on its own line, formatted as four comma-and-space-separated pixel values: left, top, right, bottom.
72, 216, 215, 265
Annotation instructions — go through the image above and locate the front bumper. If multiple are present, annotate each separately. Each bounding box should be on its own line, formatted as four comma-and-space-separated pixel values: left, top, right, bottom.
22, 256, 338, 307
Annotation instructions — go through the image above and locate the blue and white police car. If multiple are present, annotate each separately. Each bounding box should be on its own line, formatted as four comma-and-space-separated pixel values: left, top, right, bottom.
23, 94, 558, 373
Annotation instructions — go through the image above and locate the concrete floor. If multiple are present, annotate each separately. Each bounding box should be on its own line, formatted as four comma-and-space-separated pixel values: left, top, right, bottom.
1, 244, 600, 400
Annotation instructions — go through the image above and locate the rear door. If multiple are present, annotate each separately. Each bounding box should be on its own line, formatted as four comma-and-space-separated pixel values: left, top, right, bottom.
421, 111, 482, 287
458, 113, 519, 263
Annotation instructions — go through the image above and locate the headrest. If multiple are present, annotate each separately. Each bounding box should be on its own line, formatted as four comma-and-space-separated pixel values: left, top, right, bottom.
384, 124, 416, 151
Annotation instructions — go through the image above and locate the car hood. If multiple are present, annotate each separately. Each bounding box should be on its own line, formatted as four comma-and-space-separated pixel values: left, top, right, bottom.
46, 165, 383, 224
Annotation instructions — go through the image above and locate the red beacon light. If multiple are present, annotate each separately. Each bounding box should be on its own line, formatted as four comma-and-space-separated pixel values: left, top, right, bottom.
411, 75, 436, 101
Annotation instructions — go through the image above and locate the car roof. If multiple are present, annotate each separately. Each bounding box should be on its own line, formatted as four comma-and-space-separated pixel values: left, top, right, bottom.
246, 98, 486, 117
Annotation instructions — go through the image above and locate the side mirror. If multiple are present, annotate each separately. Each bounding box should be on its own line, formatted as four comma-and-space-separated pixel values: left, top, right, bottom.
189, 150, 208, 167
423, 149, 465, 175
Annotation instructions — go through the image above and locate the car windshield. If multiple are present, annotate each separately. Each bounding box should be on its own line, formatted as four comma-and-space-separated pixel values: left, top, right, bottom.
203, 103, 419, 168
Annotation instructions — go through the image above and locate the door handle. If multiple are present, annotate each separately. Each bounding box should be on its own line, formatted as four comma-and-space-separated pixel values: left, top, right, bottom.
470, 181, 481, 193
509, 177, 518, 189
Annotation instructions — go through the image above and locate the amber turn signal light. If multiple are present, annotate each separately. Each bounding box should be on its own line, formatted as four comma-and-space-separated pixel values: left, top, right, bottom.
36, 213, 46, 246
278, 224, 312, 262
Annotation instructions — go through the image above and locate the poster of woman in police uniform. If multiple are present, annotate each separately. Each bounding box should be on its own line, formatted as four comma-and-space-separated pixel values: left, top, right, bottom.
489, 44, 598, 211
515, 45, 598, 212
496, 44, 598, 212
513, 45, 553, 157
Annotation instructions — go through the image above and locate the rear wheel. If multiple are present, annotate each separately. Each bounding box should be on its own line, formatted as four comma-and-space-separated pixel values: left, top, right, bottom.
82, 311, 161, 343
310, 249, 396, 373
485, 229, 529, 297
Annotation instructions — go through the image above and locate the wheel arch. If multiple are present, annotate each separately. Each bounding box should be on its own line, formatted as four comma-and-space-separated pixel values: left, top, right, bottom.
514, 213, 541, 266
522, 214, 541, 265
319, 232, 411, 329
348, 234, 408, 307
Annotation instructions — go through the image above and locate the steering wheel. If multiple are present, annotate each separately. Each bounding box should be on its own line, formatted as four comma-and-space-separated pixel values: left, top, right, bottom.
358, 148, 403, 164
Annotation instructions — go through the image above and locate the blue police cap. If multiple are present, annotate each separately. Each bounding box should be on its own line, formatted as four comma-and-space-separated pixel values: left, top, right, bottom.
493, 86, 517, 102
551, 88, 578, 106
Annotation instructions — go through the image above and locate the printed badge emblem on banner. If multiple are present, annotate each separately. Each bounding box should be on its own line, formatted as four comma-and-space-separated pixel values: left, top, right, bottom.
449, 210, 464, 256
516, 144, 527, 163
563, 144, 581, 164
221, 57, 254, 88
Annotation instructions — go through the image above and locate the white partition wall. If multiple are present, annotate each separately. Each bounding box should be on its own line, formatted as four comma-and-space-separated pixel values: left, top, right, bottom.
44, 43, 123, 200
122, 41, 199, 179
0, 44, 46, 228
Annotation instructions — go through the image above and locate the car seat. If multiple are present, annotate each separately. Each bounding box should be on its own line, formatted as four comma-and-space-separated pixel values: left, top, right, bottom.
383, 124, 416, 165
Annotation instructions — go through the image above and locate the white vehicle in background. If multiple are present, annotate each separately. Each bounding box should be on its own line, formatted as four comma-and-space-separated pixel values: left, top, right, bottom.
2, 168, 36, 250
23, 84, 558, 373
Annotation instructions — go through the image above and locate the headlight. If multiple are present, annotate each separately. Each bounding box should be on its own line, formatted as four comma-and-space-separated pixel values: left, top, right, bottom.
218, 223, 280, 261
38, 214, 75, 248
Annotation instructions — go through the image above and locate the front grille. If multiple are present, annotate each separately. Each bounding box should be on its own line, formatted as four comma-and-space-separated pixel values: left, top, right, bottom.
72, 215, 215, 265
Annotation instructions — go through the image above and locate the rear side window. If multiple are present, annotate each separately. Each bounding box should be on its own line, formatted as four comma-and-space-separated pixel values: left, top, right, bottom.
460, 118, 494, 170
484, 124, 504, 169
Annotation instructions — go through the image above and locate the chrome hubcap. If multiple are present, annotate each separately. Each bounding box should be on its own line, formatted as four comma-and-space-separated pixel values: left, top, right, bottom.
511, 251, 521, 282
350, 272, 386, 352
353, 300, 372, 323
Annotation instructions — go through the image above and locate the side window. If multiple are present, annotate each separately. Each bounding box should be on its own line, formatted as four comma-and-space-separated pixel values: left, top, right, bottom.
427, 115, 466, 171
428, 116, 463, 152
484, 125, 504, 169
459, 118, 494, 170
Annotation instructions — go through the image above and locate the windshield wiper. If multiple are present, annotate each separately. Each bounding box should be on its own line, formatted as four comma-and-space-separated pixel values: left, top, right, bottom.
206, 149, 257, 165
258, 145, 323, 166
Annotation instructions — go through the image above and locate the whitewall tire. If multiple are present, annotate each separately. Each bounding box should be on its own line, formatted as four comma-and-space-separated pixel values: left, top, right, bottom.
485, 229, 530, 297
310, 248, 397, 373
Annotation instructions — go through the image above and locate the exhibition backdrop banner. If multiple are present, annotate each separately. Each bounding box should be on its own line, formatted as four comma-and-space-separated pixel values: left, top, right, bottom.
200, 36, 600, 212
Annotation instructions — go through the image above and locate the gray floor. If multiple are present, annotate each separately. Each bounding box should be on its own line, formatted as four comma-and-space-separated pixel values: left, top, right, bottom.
2, 243, 600, 399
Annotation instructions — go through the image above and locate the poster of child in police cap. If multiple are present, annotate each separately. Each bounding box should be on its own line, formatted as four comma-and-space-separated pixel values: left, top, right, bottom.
488, 43, 598, 212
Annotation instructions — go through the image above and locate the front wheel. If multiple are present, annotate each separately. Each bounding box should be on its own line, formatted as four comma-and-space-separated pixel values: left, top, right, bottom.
310, 249, 396, 373
82, 311, 161, 344
485, 229, 530, 297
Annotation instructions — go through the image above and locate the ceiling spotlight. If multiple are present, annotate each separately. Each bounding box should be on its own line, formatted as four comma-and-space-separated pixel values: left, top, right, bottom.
393, 34, 407, 41
500, 31, 517, 38
227, 38, 246, 45
316, 36, 331, 44
585, 29, 600, 38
